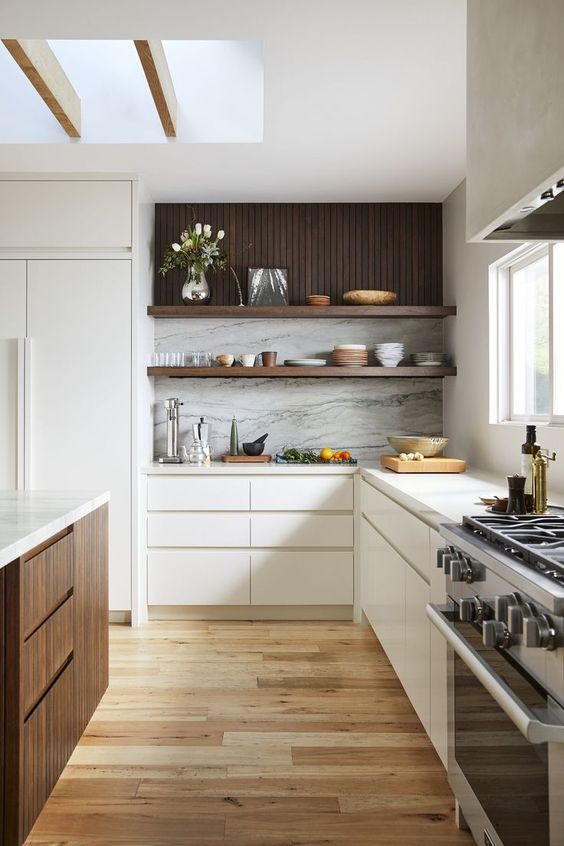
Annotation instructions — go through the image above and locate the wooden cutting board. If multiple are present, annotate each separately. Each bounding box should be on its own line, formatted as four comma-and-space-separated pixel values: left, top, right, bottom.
222, 454, 272, 463
380, 454, 466, 473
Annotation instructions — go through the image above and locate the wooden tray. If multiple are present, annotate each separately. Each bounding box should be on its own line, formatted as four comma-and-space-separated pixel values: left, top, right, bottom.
380, 454, 466, 473
222, 454, 272, 463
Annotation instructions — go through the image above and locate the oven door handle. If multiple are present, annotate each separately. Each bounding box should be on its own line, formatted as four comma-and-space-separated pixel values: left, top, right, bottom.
427, 602, 564, 744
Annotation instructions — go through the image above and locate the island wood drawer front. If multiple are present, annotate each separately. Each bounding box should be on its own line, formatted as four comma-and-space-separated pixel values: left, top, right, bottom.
23, 659, 76, 842
148, 476, 250, 511
361, 481, 430, 581
251, 551, 353, 605
148, 551, 250, 605
148, 513, 251, 548
251, 513, 353, 548
250, 476, 353, 511
23, 531, 74, 637
23, 596, 74, 716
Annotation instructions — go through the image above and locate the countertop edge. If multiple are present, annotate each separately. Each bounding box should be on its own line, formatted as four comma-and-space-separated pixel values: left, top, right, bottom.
0, 491, 110, 570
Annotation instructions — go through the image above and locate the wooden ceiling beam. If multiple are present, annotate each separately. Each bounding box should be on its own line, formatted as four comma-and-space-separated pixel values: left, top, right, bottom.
134, 40, 177, 138
2, 39, 81, 138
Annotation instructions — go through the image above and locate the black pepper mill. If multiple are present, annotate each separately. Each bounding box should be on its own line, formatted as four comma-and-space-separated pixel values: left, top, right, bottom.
506, 475, 527, 515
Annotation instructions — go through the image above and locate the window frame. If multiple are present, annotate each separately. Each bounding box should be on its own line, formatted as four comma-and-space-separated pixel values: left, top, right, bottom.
490, 242, 563, 427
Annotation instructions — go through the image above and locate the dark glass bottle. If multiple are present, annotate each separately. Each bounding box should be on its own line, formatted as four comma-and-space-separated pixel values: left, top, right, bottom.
521, 425, 539, 511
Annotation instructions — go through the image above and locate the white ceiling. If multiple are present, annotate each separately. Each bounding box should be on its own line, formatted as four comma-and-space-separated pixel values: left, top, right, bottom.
0, 0, 466, 202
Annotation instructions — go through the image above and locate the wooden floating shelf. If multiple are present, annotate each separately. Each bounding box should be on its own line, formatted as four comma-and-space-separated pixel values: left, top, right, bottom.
147, 366, 457, 379
147, 305, 456, 319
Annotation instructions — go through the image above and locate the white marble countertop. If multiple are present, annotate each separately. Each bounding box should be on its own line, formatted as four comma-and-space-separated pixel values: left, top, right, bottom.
360, 467, 564, 531
0, 491, 110, 570
142, 461, 379, 475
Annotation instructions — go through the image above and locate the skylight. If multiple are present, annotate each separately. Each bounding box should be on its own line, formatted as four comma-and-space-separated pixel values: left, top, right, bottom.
0, 40, 263, 143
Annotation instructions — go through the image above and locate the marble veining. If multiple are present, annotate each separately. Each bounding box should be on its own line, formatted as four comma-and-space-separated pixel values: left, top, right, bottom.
0, 491, 110, 569
152, 318, 445, 460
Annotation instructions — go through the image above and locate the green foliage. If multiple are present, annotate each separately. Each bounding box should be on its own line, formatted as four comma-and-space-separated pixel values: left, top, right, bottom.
158, 223, 227, 276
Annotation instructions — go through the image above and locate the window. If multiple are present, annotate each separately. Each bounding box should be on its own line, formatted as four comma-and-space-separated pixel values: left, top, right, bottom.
490, 242, 564, 425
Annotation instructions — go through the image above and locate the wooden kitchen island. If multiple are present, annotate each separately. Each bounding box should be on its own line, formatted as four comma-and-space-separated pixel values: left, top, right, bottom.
0, 492, 109, 846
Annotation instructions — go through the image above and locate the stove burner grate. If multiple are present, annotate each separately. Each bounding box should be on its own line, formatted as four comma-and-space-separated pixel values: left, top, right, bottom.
463, 509, 564, 579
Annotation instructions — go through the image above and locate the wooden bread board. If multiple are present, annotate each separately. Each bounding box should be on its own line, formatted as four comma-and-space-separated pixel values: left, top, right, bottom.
222, 454, 272, 463
380, 454, 466, 473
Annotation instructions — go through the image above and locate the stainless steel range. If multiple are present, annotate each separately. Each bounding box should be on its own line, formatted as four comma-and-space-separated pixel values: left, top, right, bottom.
427, 509, 564, 846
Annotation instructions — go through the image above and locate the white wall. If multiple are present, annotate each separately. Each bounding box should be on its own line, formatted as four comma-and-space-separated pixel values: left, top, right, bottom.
443, 181, 564, 495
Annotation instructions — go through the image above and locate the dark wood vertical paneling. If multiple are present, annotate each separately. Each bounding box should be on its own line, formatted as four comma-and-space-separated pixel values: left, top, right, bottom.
153, 203, 443, 306
73, 503, 109, 740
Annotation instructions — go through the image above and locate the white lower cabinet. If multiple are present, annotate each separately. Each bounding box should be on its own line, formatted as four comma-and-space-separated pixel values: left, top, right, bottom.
361, 515, 405, 679
404, 563, 431, 733
359, 478, 446, 765
429, 529, 448, 766
148, 551, 250, 605
251, 513, 353, 548
251, 551, 353, 605
148, 513, 250, 548
146, 474, 355, 609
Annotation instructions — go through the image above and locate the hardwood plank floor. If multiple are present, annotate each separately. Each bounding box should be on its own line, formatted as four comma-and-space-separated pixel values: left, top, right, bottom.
25, 621, 473, 845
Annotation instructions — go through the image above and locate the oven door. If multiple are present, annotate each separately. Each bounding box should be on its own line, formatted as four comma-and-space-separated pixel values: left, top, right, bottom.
427, 602, 564, 846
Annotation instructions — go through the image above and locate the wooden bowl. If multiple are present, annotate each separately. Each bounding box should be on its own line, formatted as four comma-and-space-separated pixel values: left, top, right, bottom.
343, 290, 397, 305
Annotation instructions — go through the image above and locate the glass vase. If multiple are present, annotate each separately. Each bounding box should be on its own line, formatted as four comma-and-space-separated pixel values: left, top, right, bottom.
182, 266, 211, 305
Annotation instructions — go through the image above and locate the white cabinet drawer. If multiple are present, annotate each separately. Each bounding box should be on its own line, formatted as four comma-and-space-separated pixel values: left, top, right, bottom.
148, 476, 250, 511
361, 480, 430, 581
251, 551, 353, 605
404, 564, 431, 733
148, 551, 250, 605
251, 514, 353, 548
0, 181, 132, 248
148, 513, 250, 547
250, 477, 353, 511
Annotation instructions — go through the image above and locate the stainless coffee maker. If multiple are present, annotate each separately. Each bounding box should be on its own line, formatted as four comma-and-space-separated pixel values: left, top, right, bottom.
158, 397, 184, 464
182, 416, 212, 465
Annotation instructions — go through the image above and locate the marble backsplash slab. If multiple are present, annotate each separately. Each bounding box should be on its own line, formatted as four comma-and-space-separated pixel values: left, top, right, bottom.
152, 318, 445, 460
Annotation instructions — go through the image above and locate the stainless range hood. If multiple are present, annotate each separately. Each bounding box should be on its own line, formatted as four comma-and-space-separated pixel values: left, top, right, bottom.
487, 179, 564, 241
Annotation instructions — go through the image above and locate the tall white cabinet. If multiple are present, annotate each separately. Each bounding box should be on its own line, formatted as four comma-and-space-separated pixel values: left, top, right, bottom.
0, 260, 26, 488
0, 177, 139, 611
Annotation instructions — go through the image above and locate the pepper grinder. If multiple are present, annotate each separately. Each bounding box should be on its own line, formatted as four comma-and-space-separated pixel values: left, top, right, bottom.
505, 474, 527, 515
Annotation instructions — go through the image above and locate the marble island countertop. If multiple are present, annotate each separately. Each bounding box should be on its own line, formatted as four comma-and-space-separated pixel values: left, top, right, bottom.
0, 491, 110, 569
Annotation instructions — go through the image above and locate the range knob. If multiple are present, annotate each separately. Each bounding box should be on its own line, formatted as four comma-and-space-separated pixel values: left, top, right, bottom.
524, 613, 557, 651
451, 554, 476, 584
495, 593, 519, 624
483, 620, 511, 649
436, 547, 453, 575
459, 596, 489, 623
459, 597, 479, 622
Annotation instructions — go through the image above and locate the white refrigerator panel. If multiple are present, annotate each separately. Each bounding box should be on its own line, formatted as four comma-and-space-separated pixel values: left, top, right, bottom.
0, 260, 26, 489
27, 259, 132, 609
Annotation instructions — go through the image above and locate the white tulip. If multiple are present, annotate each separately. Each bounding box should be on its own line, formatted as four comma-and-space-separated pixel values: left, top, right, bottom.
195, 223, 202, 235
217, 230, 225, 240
181, 230, 188, 241
203, 224, 212, 237
172, 243, 181, 252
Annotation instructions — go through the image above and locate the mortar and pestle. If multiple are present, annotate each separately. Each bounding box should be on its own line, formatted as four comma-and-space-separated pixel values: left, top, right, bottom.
242, 433, 268, 456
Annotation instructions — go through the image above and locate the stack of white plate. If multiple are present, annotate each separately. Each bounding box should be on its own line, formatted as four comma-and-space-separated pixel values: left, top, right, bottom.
374, 342, 404, 366
411, 352, 450, 367
332, 344, 368, 367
